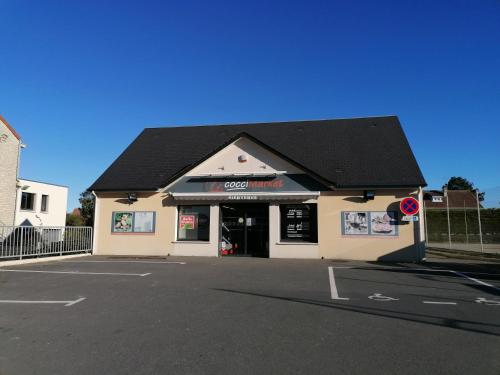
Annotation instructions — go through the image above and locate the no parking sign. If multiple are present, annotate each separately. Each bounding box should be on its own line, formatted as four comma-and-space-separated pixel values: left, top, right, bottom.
400, 197, 420, 216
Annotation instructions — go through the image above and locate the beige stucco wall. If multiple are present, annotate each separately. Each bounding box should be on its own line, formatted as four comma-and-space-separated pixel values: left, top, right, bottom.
186, 137, 303, 176
95, 193, 219, 257
94, 189, 422, 261
318, 189, 420, 261
95, 192, 175, 256
0, 119, 20, 226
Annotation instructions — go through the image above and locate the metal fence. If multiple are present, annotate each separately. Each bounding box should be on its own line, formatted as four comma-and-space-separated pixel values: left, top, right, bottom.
0, 226, 93, 260
425, 208, 500, 255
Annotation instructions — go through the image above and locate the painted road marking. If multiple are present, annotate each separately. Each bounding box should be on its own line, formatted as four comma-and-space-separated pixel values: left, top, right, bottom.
475, 297, 500, 306
451, 271, 500, 291
332, 266, 500, 290
328, 267, 349, 300
61, 260, 186, 265
422, 301, 457, 305
0, 297, 86, 307
0, 269, 151, 277
368, 293, 399, 302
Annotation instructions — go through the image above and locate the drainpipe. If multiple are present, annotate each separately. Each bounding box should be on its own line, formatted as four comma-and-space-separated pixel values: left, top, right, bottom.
418, 186, 425, 261
91, 191, 100, 255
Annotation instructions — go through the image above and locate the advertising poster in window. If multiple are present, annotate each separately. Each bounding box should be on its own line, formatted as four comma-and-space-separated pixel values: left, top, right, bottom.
179, 214, 196, 230
133, 212, 155, 233
370, 211, 398, 236
342, 212, 368, 235
113, 212, 133, 232
280, 204, 317, 242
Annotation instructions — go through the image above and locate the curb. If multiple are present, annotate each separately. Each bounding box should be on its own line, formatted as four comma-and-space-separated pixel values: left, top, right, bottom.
0, 253, 92, 267
426, 248, 500, 263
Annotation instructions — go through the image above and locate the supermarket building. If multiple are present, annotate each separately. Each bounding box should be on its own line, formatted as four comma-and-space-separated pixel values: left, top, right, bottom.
89, 116, 427, 261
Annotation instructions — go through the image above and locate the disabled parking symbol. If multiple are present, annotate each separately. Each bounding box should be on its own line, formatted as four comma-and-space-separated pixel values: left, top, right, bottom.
475, 297, 500, 306
368, 293, 399, 302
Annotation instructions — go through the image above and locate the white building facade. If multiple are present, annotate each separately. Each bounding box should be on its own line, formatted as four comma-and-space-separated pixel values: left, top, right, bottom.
15, 179, 68, 227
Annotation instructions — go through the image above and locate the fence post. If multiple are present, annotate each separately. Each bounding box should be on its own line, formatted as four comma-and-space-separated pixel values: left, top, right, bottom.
476, 190, 484, 253
445, 186, 452, 249
60, 227, 63, 256
463, 200, 469, 245
19, 227, 24, 260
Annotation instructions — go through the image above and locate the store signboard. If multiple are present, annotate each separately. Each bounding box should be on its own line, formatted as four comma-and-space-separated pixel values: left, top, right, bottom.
169, 174, 328, 194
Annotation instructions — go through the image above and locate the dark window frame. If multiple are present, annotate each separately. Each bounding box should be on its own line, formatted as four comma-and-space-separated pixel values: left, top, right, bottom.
20, 192, 36, 211
177, 205, 211, 242
279, 203, 318, 243
41, 194, 49, 213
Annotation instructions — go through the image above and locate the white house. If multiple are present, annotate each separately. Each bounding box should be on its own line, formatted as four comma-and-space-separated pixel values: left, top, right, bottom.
15, 179, 68, 227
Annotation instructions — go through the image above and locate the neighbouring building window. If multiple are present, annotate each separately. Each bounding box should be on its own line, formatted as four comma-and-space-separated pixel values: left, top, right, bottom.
20, 192, 35, 210
177, 205, 210, 241
280, 204, 318, 243
112, 211, 156, 233
41, 194, 49, 212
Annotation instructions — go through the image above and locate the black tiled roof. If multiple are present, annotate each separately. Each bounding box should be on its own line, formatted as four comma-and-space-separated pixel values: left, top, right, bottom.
89, 116, 426, 191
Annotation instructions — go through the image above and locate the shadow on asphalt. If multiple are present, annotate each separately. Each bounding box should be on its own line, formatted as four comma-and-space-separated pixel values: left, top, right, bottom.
362, 261, 500, 297
212, 288, 500, 337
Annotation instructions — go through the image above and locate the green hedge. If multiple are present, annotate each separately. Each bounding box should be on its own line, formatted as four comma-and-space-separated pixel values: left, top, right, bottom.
426, 209, 500, 243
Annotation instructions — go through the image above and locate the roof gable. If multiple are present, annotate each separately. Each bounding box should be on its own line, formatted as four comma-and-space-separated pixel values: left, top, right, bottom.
185, 135, 305, 177
0, 114, 21, 141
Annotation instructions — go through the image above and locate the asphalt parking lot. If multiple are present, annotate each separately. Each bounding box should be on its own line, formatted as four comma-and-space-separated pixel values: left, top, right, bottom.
0, 256, 499, 375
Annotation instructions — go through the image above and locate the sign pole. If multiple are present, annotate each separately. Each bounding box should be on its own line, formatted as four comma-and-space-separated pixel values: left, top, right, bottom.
445, 186, 451, 249
476, 189, 484, 253
418, 187, 426, 261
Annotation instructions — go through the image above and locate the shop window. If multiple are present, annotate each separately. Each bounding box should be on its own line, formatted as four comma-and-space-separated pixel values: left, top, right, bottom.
112, 211, 156, 233
177, 205, 210, 241
41, 195, 49, 212
280, 204, 318, 243
21, 192, 35, 211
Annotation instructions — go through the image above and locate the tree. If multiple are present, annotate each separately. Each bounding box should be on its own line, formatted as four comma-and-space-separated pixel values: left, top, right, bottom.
66, 213, 84, 226
445, 176, 485, 201
79, 190, 95, 226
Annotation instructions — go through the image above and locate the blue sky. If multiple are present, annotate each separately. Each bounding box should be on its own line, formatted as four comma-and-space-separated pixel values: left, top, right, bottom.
1, 0, 499, 209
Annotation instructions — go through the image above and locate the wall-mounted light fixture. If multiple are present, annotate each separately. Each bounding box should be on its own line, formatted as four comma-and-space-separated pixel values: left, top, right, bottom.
238, 154, 247, 163
127, 193, 138, 203
363, 190, 375, 201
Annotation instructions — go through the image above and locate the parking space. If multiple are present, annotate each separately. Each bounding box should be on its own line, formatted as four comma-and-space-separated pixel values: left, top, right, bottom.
0, 256, 499, 375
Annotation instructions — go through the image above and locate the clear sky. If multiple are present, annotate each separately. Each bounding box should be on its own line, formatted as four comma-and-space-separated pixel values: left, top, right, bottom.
1, 0, 499, 210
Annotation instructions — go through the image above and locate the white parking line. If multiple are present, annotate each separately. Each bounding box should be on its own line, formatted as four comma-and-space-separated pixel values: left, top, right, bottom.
61, 260, 186, 265
422, 301, 457, 305
0, 269, 151, 277
0, 297, 86, 307
328, 267, 349, 300
451, 270, 500, 291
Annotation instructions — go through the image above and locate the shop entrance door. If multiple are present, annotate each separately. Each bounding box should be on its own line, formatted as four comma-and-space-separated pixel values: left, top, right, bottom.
220, 203, 269, 257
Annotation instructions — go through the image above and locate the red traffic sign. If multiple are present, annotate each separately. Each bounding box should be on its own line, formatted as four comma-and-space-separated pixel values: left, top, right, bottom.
400, 197, 420, 216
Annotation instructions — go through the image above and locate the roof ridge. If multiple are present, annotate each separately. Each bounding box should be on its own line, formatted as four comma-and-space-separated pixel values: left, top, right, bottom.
143, 115, 399, 131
